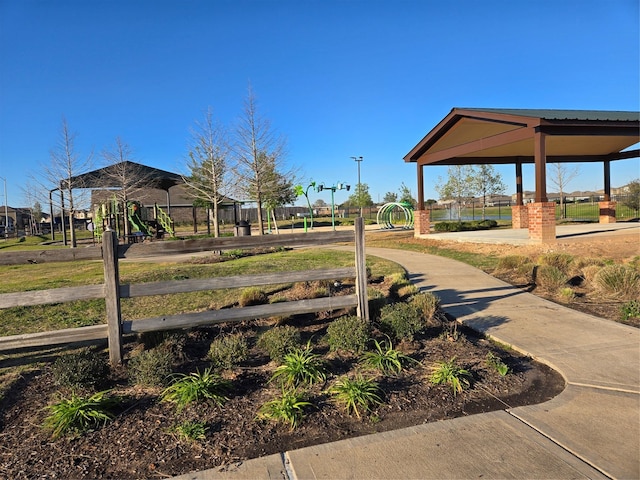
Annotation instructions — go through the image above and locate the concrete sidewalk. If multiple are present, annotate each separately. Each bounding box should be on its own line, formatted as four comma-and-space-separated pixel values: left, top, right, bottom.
174, 247, 639, 480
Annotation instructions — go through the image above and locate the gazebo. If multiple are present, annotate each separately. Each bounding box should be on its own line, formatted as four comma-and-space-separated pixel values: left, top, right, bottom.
404, 108, 639, 242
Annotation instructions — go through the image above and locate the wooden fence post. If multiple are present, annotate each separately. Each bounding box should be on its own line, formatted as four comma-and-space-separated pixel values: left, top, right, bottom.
354, 217, 369, 321
102, 228, 123, 365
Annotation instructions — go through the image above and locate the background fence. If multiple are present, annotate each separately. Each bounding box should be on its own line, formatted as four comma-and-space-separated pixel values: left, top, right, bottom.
0, 220, 369, 364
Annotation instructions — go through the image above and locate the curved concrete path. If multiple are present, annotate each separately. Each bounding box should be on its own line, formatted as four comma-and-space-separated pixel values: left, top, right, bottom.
174, 247, 639, 480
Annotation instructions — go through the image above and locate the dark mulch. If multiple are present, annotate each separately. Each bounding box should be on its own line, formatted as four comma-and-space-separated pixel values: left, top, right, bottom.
0, 311, 564, 480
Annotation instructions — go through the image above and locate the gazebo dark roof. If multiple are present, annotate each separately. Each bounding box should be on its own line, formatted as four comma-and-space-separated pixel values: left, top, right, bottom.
404, 107, 639, 205
68, 161, 184, 191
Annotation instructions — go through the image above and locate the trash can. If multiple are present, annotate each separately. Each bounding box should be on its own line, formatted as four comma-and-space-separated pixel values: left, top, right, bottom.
234, 220, 251, 236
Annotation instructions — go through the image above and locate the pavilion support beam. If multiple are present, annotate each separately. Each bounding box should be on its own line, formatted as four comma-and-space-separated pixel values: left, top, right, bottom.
417, 163, 424, 209
511, 161, 528, 229
414, 163, 430, 236
515, 160, 523, 205
534, 130, 548, 203
603, 160, 611, 201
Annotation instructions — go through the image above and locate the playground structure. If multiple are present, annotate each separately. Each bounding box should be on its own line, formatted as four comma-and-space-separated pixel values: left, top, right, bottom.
93, 198, 175, 242
377, 202, 415, 230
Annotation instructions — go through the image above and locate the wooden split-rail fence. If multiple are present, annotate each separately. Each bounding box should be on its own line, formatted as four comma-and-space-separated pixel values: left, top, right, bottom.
0, 219, 369, 365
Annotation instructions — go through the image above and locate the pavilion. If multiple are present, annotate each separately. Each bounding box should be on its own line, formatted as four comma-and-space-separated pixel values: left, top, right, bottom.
404, 108, 639, 242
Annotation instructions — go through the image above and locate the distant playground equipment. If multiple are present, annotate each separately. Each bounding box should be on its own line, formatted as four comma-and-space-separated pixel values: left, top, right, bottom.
377, 202, 415, 230
93, 197, 175, 242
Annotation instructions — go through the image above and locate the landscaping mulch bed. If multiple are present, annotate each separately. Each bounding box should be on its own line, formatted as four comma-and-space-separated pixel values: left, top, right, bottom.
0, 312, 564, 480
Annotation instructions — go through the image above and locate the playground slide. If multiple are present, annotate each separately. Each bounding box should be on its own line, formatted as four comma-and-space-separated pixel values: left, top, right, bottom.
128, 211, 152, 237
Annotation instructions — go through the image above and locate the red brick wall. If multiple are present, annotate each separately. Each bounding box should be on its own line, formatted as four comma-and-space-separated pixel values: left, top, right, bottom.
414, 209, 430, 236
527, 202, 556, 243
598, 201, 617, 224
511, 205, 529, 229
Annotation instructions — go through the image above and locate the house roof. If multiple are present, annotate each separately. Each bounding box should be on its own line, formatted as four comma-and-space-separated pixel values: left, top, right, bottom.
404, 107, 640, 166
67, 161, 184, 191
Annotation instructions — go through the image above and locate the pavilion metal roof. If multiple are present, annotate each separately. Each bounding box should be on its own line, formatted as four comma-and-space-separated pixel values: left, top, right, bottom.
404, 107, 640, 166
67, 161, 184, 191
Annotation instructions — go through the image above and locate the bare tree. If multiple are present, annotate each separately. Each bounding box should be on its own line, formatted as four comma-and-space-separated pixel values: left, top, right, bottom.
42, 118, 93, 247
182, 108, 231, 237
435, 165, 477, 220
232, 85, 292, 235
99, 138, 154, 237
547, 163, 580, 218
473, 165, 506, 220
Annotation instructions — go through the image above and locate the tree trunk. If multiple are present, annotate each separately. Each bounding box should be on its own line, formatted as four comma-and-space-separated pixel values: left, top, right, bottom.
212, 202, 220, 237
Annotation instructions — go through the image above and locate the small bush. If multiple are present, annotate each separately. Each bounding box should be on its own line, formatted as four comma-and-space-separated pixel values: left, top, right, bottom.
397, 284, 419, 299
367, 288, 388, 322
537, 253, 574, 274
581, 264, 602, 285
326, 315, 370, 354
536, 265, 568, 291
410, 292, 441, 326
52, 349, 109, 390
594, 264, 640, 299
239, 287, 269, 307
379, 302, 423, 340
43, 390, 120, 439
128, 348, 174, 387
257, 326, 301, 362
257, 388, 312, 429
434, 220, 498, 232
208, 333, 249, 370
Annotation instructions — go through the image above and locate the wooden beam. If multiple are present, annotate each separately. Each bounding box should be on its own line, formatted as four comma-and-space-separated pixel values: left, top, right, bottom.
534, 130, 548, 203
417, 163, 424, 209
417, 126, 534, 165
515, 161, 523, 206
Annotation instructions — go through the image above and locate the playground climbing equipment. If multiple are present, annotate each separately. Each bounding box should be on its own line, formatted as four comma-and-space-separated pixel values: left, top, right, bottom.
92, 197, 175, 241
377, 202, 414, 230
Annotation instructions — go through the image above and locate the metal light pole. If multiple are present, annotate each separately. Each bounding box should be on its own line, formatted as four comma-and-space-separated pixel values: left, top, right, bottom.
0, 177, 8, 240
351, 156, 363, 217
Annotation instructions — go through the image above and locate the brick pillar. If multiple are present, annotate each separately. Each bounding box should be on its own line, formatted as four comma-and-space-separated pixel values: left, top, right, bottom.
527, 202, 556, 243
511, 205, 529, 229
414, 209, 430, 236
598, 201, 617, 224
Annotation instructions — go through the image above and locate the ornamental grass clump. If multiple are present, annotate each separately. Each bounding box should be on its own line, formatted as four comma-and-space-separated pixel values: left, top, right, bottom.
535, 265, 568, 292
410, 291, 441, 326
537, 253, 574, 275
161, 367, 229, 412
239, 287, 269, 307
326, 315, 370, 354
594, 264, 640, 299
257, 388, 312, 429
43, 390, 120, 439
329, 375, 382, 418
270, 342, 327, 387
360, 337, 415, 376
429, 357, 472, 396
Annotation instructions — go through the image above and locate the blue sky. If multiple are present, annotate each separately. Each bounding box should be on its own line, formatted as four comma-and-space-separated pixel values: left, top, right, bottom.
1, 0, 638, 208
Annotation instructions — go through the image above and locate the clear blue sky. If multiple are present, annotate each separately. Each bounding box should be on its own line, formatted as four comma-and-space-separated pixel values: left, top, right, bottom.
1, 0, 638, 208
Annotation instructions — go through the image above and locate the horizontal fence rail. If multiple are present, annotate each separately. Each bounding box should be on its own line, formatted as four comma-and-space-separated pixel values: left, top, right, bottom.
0, 221, 368, 363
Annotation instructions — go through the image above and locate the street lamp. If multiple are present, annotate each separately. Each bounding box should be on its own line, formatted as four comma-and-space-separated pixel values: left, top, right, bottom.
351, 156, 363, 217
317, 182, 350, 231
0, 176, 8, 240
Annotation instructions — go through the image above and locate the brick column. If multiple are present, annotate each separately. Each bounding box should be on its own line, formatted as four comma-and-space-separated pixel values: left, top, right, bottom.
527, 202, 556, 243
598, 201, 617, 224
414, 209, 430, 236
511, 205, 529, 229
